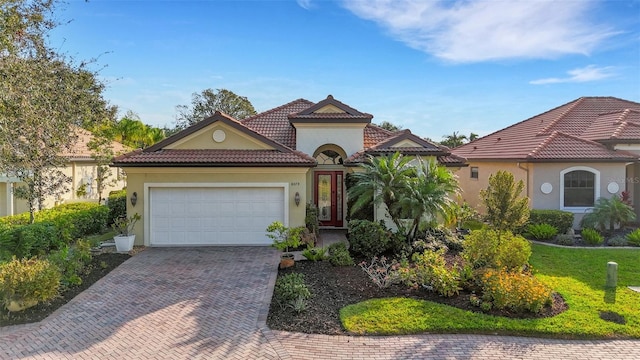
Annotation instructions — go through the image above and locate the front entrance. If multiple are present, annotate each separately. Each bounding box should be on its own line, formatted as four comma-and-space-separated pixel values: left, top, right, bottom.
315, 171, 344, 227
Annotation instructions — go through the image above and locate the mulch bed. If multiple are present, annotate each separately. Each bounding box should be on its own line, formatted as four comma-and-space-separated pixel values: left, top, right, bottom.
267, 260, 568, 335
0, 252, 131, 328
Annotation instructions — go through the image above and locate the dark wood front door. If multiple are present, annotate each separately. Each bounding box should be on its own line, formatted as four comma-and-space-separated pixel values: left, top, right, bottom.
315, 171, 344, 227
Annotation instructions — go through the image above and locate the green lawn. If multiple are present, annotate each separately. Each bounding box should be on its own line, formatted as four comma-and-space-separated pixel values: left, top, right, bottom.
340, 244, 640, 338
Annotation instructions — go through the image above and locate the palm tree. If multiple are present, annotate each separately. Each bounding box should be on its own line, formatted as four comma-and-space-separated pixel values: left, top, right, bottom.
397, 157, 460, 240
347, 152, 414, 231
581, 196, 636, 233
441, 131, 468, 148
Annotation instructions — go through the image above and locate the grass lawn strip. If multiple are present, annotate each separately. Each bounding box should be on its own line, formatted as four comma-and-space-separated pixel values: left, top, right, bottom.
340, 244, 640, 338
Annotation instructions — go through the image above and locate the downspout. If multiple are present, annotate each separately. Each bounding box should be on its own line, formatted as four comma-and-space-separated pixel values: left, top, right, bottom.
517, 162, 530, 200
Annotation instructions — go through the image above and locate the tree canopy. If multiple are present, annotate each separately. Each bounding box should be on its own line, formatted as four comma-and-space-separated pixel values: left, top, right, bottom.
175, 88, 257, 129
0, 0, 114, 221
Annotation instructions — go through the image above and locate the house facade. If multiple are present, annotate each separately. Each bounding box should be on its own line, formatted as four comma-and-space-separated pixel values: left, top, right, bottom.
0, 127, 128, 216
452, 97, 640, 229
113, 95, 465, 246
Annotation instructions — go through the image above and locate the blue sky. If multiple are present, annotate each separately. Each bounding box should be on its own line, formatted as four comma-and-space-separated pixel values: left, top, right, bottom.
51, 0, 640, 141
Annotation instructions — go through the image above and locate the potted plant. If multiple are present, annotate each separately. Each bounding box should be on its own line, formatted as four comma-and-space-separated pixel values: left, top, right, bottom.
266, 221, 303, 269
112, 213, 141, 252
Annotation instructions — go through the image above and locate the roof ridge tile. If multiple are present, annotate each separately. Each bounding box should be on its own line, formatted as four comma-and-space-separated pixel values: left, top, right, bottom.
537, 97, 584, 135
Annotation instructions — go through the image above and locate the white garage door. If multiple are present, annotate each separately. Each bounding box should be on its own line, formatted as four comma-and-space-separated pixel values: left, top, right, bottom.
149, 187, 285, 246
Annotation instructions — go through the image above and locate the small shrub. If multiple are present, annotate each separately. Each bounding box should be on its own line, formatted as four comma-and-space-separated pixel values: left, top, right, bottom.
305, 203, 319, 236
0, 222, 59, 260
528, 209, 574, 234
107, 190, 127, 225
47, 240, 92, 289
267, 221, 303, 253
327, 242, 354, 266
581, 228, 603, 245
0, 257, 61, 311
461, 219, 485, 231
626, 229, 640, 246
301, 247, 328, 261
480, 269, 553, 313
462, 229, 531, 271
418, 228, 464, 253
607, 236, 628, 247
555, 234, 575, 246
348, 220, 391, 259
526, 223, 558, 240
396, 250, 461, 297
359, 256, 399, 289
274, 273, 311, 308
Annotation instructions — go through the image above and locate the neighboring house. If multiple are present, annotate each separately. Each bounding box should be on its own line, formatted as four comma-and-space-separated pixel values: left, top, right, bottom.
113, 95, 465, 246
452, 97, 640, 228
0, 127, 128, 216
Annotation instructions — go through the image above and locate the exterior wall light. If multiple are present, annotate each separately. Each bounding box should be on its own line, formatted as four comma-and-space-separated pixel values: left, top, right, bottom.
294, 192, 301, 207
131, 191, 138, 207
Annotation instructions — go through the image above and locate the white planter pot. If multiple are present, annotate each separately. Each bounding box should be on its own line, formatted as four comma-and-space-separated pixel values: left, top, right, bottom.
114, 235, 135, 252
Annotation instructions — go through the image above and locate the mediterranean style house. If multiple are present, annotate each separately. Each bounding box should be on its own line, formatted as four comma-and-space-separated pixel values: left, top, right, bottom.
452, 97, 640, 228
113, 95, 465, 246
0, 127, 128, 216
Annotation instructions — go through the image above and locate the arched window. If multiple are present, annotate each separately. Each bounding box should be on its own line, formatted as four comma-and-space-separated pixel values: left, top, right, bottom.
560, 167, 600, 210
315, 149, 344, 165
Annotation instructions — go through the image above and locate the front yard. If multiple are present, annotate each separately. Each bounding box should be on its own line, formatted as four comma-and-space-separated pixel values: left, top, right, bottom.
268, 244, 640, 339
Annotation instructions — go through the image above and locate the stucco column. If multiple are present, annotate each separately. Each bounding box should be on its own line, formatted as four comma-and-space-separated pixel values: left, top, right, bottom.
6, 182, 13, 216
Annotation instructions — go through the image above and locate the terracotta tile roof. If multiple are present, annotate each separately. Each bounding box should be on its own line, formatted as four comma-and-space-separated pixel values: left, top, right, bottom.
288, 95, 373, 123
113, 149, 316, 167
453, 97, 640, 162
62, 126, 129, 160
582, 109, 640, 142
364, 125, 394, 148
241, 99, 313, 149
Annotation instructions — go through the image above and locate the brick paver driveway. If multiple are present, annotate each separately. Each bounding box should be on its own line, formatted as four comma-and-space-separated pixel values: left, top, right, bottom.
1, 247, 639, 360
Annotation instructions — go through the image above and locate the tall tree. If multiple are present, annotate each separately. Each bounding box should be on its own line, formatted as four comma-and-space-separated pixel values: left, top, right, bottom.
480, 170, 529, 233
377, 121, 402, 132
440, 131, 468, 148
0, 0, 113, 222
175, 88, 257, 129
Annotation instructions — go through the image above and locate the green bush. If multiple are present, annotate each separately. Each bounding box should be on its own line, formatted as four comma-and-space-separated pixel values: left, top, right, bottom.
555, 234, 575, 246
462, 229, 531, 271
607, 236, 628, 247
528, 210, 574, 234
626, 229, 640, 246
0, 222, 59, 260
526, 223, 558, 240
107, 190, 127, 225
581, 228, 603, 245
397, 250, 461, 297
328, 242, 354, 266
274, 273, 311, 309
480, 269, 553, 313
47, 240, 92, 289
461, 219, 485, 231
302, 247, 328, 261
0, 257, 61, 311
348, 220, 391, 259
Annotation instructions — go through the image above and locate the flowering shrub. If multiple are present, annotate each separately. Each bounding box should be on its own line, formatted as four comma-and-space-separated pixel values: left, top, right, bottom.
479, 268, 553, 313
396, 250, 461, 297
359, 256, 399, 288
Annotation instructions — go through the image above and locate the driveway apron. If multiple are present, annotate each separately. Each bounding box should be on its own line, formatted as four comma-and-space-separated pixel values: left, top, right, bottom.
0, 247, 282, 360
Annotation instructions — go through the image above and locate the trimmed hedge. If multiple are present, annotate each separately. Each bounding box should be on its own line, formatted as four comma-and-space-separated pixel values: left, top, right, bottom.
107, 190, 127, 225
528, 209, 574, 233
0, 202, 108, 260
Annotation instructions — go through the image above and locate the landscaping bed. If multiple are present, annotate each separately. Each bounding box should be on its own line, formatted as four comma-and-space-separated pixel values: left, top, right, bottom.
0, 252, 130, 327
267, 259, 567, 335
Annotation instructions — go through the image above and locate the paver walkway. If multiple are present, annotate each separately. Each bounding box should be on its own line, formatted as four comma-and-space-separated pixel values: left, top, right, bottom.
1, 247, 639, 360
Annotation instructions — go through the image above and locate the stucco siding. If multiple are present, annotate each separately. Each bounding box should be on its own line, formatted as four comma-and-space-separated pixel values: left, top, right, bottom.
166, 123, 272, 150
124, 167, 309, 245
457, 161, 530, 212
295, 124, 365, 157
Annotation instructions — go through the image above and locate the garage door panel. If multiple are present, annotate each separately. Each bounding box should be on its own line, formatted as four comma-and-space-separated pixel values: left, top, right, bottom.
150, 187, 285, 246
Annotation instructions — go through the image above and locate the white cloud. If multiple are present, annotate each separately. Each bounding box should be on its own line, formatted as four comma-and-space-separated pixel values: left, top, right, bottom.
341, 0, 616, 63
297, 0, 313, 10
529, 65, 617, 85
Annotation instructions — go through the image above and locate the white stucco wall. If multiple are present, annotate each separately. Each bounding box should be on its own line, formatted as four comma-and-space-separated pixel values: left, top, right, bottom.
294, 124, 366, 157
